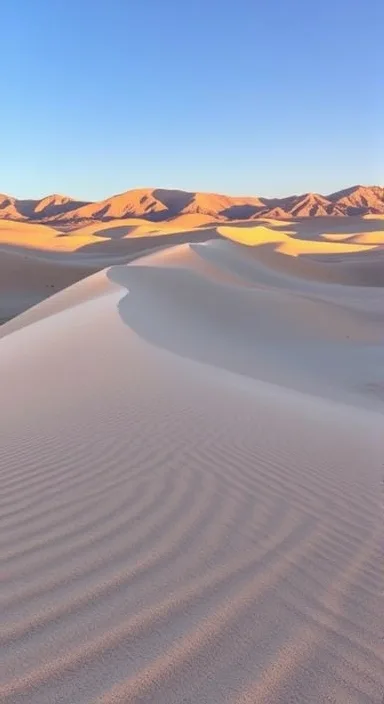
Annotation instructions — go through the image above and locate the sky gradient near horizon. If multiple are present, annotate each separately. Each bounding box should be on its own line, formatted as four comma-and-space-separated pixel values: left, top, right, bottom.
1, 0, 383, 201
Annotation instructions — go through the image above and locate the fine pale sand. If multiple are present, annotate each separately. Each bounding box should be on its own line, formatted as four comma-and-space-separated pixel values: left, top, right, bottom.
0, 225, 383, 703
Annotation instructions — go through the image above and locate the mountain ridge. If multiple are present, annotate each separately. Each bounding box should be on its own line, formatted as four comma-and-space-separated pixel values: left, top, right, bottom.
0, 185, 383, 227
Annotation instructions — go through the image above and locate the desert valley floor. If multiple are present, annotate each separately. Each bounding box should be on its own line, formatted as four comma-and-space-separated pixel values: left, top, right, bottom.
1, 214, 383, 703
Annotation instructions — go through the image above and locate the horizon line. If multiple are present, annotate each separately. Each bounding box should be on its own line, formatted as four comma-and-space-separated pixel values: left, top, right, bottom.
1, 182, 381, 203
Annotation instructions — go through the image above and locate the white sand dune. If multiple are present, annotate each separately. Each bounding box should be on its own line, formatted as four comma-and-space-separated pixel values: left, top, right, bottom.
0, 219, 219, 322
0, 235, 383, 704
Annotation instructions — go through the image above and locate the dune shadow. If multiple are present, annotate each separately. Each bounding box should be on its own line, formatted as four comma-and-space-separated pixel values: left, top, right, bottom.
220, 205, 263, 220
221, 216, 384, 237
186, 238, 384, 289
243, 241, 384, 287
106, 259, 289, 385
106, 248, 384, 410
273, 217, 384, 238
91, 225, 140, 239
74, 227, 223, 260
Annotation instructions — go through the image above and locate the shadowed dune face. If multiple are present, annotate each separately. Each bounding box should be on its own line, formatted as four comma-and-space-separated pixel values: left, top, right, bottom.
284, 216, 384, 238
0, 249, 98, 323
106, 240, 384, 410
87, 225, 141, 239
185, 237, 384, 291
216, 216, 384, 237
215, 226, 384, 287
322, 230, 384, 245
73, 227, 222, 257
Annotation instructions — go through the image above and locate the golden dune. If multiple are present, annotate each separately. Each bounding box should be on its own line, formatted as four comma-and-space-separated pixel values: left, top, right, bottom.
218, 224, 377, 256
0, 220, 107, 253
350, 231, 384, 245
322, 231, 384, 245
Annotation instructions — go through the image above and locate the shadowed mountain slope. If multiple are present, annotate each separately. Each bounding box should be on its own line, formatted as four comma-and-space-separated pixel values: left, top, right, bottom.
0, 185, 383, 228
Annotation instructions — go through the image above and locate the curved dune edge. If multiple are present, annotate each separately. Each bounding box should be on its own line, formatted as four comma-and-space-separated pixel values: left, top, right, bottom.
322, 231, 384, 244
191, 238, 384, 289
346, 231, 384, 245
0, 214, 218, 253
1, 238, 383, 704
0, 220, 108, 252
218, 225, 378, 256
0, 268, 125, 338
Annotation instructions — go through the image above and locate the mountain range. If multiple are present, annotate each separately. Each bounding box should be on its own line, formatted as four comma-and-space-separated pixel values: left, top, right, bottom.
1, 185, 383, 228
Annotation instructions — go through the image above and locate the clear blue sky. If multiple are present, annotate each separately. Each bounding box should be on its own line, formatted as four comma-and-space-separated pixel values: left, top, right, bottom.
1, 0, 382, 200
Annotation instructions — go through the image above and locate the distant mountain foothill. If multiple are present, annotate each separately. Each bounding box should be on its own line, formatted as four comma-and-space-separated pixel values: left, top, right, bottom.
1, 185, 383, 228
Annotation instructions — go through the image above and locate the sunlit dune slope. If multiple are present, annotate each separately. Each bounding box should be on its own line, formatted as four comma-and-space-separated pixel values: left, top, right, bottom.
218, 224, 377, 256
0, 220, 105, 253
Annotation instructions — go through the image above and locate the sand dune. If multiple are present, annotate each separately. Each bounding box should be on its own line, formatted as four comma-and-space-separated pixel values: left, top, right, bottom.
1, 231, 383, 703
0, 219, 215, 322
0, 219, 109, 252
1, 216, 383, 325
218, 224, 377, 254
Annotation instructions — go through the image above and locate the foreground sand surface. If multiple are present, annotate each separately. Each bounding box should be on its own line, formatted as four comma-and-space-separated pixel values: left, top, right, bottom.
1, 222, 383, 703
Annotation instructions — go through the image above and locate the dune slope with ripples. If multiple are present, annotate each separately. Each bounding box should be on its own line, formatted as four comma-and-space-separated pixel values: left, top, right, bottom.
1, 238, 383, 704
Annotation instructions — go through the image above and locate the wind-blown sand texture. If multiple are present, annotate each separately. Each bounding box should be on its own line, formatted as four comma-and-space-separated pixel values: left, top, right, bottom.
1, 221, 383, 703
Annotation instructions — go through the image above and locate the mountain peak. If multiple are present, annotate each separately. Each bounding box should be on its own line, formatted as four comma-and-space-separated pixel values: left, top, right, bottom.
0, 185, 382, 226
327, 185, 384, 213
